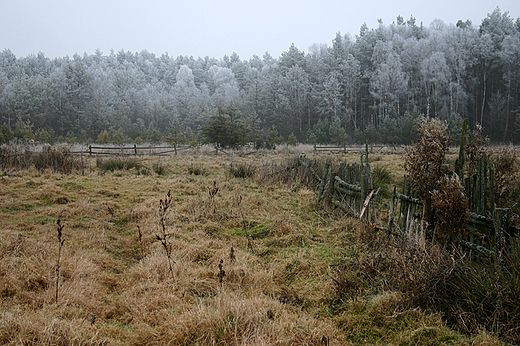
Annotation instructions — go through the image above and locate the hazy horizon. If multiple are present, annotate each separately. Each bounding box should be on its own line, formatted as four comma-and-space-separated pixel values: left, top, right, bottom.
1, 0, 520, 60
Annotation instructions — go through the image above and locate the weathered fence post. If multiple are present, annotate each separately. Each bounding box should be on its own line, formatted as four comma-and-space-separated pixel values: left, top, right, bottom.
455, 118, 468, 179
388, 186, 397, 231
493, 207, 510, 336
81, 150, 84, 176
318, 162, 330, 202
70, 147, 74, 174
89, 145, 92, 156
322, 168, 337, 208
134, 144, 137, 156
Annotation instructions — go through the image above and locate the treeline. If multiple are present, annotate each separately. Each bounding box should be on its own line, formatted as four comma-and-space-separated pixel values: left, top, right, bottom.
1, 8, 519, 146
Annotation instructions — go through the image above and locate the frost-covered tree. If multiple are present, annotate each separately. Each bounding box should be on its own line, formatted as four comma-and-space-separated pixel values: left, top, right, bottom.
209, 66, 240, 106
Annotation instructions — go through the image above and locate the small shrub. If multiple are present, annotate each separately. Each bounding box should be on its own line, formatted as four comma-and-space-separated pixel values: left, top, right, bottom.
371, 166, 393, 198
229, 163, 256, 178
137, 168, 149, 176
287, 133, 298, 146
96, 157, 141, 171
153, 163, 166, 175
255, 156, 305, 186
430, 174, 468, 242
404, 118, 450, 228
188, 165, 207, 176
34, 145, 74, 173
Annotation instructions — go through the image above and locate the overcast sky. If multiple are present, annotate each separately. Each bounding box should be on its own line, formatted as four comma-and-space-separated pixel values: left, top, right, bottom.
1, 0, 520, 60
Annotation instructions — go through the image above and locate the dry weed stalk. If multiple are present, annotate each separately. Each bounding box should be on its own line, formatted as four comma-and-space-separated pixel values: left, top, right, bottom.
137, 225, 144, 257
229, 244, 235, 262
208, 180, 219, 212
157, 190, 175, 282
80, 311, 97, 326
236, 194, 255, 252
217, 259, 226, 284
55, 212, 65, 304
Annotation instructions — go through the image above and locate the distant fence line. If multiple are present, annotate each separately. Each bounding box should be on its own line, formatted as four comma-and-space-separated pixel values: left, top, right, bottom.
0, 143, 191, 173
86, 144, 191, 156
314, 144, 404, 155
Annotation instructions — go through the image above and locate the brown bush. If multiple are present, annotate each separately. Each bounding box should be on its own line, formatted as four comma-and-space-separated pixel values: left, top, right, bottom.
491, 146, 520, 209
404, 118, 450, 227
431, 174, 468, 242
1, 144, 76, 173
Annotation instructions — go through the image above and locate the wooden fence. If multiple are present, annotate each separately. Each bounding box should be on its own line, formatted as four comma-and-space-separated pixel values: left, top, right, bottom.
298, 150, 515, 261
87, 144, 191, 156
0, 143, 191, 173
388, 187, 425, 235
299, 150, 379, 222
313, 144, 347, 154
386, 158, 514, 259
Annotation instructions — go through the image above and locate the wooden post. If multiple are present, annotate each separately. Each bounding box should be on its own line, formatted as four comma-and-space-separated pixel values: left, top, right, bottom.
388, 186, 396, 231
493, 208, 510, 336
134, 144, 137, 156
89, 145, 92, 156
322, 169, 336, 208
81, 150, 84, 176
455, 118, 468, 178
70, 150, 74, 174
489, 165, 495, 210
482, 157, 488, 214
318, 162, 330, 202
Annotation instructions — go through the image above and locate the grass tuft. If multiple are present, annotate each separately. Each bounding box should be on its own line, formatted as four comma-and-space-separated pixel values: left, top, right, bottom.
229, 163, 256, 178
96, 157, 141, 171
188, 165, 207, 176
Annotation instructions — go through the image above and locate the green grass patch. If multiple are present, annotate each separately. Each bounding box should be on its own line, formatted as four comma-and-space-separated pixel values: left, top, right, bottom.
2, 204, 33, 213
22, 216, 56, 225
59, 181, 84, 191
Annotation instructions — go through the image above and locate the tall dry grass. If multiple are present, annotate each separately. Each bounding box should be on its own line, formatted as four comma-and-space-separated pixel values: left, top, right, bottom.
0, 152, 509, 345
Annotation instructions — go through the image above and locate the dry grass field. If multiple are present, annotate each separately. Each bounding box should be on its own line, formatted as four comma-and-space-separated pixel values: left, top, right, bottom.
0, 148, 505, 345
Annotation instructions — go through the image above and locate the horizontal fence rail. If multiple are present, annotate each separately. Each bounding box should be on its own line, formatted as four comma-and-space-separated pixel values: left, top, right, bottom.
87, 144, 191, 156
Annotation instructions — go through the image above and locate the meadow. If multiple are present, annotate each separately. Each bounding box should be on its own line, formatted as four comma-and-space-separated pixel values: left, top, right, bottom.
0, 147, 507, 345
